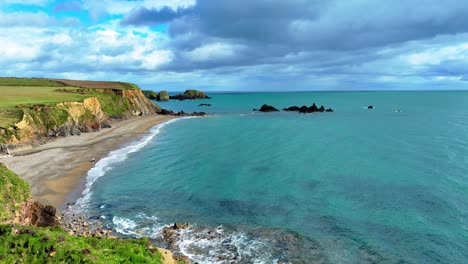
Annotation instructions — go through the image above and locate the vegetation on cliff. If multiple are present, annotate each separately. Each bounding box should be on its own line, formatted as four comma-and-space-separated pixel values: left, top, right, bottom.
142, 90, 158, 100
0, 164, 30, 223
0, 164, 172, 263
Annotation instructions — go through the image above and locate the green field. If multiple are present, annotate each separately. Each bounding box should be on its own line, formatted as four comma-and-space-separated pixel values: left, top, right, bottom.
0, 86, 89, 108
0, 86, 90, 130
0, 77, 65, 87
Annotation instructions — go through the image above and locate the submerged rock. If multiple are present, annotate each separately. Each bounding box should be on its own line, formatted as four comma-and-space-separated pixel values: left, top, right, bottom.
367, 105, 374, 109
258, 104, 279, 112
198, 103, 211, 106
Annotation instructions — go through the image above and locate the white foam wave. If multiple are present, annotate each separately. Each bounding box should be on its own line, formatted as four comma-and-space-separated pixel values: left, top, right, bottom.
111, 214, 277, 263
74, 118, 190, 209
112, 215, 164, 239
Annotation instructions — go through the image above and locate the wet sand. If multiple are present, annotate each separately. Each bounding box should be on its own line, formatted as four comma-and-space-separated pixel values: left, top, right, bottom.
1, 115, 176, 209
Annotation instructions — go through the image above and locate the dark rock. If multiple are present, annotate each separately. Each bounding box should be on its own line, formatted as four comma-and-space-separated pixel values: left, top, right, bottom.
258, 104, 279, 112
71, 125, 81, 136
318, 105, 325, 112
47, 129, 56, 137
156, 91, 170, 101
169, 90, 210, 100
299, 105, 309, 113
157, 108, 208, 117
326, 108, 334, 112
283, 106, 300, 111
309, 103, 319, 112
368, 105, 374, 109
198, 103, 211, 106
252, 108, 258, 111
101, 122, 112, 129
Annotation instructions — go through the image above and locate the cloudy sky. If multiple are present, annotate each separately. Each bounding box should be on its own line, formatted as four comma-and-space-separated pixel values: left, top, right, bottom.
2, 0, 468, 91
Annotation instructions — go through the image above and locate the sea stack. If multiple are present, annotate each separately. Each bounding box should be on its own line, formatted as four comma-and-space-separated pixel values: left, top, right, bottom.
156, 91, 170, 101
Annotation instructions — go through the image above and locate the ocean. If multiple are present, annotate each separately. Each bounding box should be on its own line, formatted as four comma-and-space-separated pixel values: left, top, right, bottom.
73, 91, 468, 263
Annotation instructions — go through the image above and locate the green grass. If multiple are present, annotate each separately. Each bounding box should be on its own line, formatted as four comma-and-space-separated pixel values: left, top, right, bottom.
0, 86, 89, 109
0, 78, 65, 87
0, 224, 164, 263
0, 164, 31, 223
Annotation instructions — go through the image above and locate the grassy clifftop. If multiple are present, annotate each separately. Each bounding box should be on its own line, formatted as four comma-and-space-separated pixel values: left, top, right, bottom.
0, 77, 160, 144
0, 164, 172, 263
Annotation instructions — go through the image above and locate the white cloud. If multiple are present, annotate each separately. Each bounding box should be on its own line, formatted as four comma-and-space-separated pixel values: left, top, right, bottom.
183, 42, 243, 62
406, 44, 468, 65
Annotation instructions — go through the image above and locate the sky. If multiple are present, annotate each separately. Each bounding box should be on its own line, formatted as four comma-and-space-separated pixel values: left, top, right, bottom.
1, 0, 468, 91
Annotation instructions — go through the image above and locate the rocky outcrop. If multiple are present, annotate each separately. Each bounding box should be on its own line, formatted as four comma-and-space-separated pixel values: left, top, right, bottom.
170, 90, 210, 100
283, 103, 334, 114
14, 199, 59, 227
367, 105, 374, 109
258, 104, 279, 112
142, 90, 158, 100
157, 91, 170, 101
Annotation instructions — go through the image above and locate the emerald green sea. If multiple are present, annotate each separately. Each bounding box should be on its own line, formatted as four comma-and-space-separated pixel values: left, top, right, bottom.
74, 91, 468, 263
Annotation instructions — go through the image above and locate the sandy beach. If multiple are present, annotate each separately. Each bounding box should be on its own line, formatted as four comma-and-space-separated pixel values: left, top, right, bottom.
1, 115, 176, 210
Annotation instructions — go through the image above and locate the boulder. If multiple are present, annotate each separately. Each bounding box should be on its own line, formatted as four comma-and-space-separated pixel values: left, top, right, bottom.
367, 105, 374, 109
258, 104, 279, 112
156, 91, 170, 101
169, 90, 210, 100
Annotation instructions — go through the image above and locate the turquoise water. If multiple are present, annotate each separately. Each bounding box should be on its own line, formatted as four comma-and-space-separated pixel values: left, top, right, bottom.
76, 92, 468, 263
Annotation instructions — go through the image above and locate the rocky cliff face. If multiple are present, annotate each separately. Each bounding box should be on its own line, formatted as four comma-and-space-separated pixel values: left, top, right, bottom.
4, 88, 160, 145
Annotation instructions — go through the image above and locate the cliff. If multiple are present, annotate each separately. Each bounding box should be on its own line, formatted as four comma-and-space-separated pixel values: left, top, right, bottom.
1, 87, 161, 145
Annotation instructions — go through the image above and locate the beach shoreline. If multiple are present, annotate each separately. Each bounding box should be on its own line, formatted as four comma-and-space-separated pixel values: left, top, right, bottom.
1, 115, 177, 210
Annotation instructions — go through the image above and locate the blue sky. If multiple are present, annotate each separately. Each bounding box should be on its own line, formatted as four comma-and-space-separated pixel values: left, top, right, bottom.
1, 0, 468, 91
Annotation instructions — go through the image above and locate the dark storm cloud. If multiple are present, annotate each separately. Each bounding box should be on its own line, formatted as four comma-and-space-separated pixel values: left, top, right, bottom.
121, 6, 194, 26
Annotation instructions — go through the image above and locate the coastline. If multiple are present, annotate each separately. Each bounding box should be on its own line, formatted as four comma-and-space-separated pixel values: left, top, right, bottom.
1, 115, 177, 210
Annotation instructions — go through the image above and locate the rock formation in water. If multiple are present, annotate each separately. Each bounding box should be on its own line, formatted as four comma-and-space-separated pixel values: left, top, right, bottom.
258, 104, 280, 112
283, 103, 334, 114
156, 91, 170, 101
157, 108, 208, 117
170, 90, 211, 100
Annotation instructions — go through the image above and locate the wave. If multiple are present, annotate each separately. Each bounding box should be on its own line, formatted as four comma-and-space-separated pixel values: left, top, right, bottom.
73, 117, 192, 210
111, 215, 278, 264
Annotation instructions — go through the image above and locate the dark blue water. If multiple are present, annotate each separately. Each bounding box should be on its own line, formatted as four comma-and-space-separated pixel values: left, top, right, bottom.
76, 91, 468, 263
